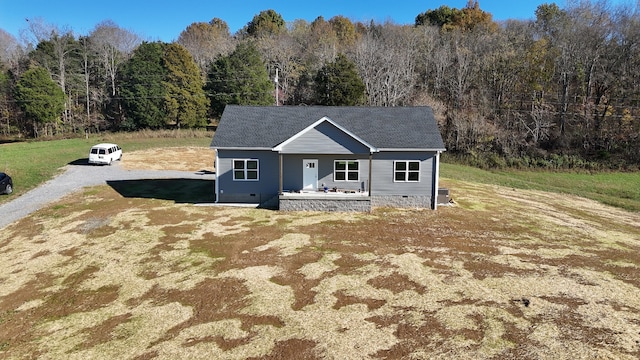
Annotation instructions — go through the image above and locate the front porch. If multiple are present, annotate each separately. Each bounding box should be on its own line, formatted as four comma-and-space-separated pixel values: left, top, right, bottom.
279, 190, 371, 212
272, 116, 377, 212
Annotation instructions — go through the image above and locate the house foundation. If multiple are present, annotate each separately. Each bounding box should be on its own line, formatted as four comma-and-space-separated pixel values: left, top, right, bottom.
279, 194, 371, 212
278, 194, 433, 212
370, 195, 432, 209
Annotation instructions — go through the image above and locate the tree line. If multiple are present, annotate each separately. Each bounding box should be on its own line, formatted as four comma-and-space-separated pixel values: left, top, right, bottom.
0, 0, 639, 169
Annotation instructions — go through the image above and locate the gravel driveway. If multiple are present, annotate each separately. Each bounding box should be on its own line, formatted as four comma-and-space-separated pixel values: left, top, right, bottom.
0, 161, 216, 229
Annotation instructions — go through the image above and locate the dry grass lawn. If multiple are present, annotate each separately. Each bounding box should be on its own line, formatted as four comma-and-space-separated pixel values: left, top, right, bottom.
1, 147, 640, 359
120, 146, 216, 172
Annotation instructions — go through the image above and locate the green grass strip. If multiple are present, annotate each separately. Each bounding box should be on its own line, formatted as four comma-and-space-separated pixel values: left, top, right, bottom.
441, 163, 640, 212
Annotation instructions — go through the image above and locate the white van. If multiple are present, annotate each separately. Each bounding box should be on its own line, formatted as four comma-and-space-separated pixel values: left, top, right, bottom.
88, 143, 122, 165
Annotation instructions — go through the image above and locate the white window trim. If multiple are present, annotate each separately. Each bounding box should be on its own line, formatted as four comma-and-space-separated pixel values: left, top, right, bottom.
233, 159, 260, 181
393, 160, 421, 182
334, 160, 360, 182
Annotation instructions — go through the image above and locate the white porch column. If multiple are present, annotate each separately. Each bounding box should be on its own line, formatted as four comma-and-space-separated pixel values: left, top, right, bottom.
214, 150, 219, 203
279, 153, 283, 195
368, 153, 373, 195
434, 151, 441, 210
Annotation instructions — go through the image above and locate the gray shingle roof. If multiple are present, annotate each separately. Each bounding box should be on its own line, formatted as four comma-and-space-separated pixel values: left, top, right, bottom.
210, 105, 446, 151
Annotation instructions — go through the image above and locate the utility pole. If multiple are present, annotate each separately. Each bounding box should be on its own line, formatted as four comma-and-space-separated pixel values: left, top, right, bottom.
274, 68, 279, 106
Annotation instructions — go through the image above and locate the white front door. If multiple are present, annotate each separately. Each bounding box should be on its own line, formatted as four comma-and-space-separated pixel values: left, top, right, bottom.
302, 159, 318, 190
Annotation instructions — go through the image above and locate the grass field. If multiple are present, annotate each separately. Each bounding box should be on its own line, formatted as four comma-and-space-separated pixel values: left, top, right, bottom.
0, 147, 639, 359
441, 163, 640, 212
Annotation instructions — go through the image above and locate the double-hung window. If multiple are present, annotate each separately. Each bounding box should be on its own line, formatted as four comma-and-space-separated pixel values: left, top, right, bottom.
394, 161, 420, 182
334, 160, 359, 182
233, 159, 259, 181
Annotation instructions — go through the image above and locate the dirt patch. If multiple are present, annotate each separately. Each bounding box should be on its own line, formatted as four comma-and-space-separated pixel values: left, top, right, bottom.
1, 149, 640, 359
120, 146, 215, 172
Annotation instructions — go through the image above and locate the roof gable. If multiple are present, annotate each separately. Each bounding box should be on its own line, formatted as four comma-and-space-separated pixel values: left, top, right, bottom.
210, 105, 446, 151
273, 117, 376, 154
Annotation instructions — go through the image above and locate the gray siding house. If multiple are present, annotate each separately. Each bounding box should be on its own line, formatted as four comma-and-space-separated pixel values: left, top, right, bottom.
210, 105, 446, 211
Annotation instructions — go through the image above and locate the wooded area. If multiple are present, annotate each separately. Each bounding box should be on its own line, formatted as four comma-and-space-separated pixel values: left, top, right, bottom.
0, 0, 639, 169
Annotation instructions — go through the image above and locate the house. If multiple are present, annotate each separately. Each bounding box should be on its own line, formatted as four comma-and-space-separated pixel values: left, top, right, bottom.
210, 105, 446, 211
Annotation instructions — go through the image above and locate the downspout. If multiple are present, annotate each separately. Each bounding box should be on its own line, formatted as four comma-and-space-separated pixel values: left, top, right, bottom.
214, 150, 219, 203
434, 151, 441, 210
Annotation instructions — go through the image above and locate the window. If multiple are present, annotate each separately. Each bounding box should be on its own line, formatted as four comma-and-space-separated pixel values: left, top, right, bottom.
394, 161, 420, 182
334, 160, 359, 182
233, 159, 259, 181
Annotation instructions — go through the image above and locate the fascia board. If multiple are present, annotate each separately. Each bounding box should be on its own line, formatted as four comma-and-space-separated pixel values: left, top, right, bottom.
378, 148, 447, 152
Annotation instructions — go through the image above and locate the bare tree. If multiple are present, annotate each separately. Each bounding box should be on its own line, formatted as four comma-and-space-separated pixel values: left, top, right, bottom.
415, 25, 443, 96
77, 36, 92, 130
565, 1, 617, 146
89, 20, 141, 97
0, 29, 21, 69
22, 19, 79, 127
446, 29, 484, 111
523, 102, 554, 144
19, 17, 56, 46
177, 18, 235, 75
353, 23, 419, 106
256, 33, 303, 105
0, 29, 22, 136
25, 22, 74, 93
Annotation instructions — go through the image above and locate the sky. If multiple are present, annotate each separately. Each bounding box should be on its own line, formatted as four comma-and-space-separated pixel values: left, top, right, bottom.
0, 0, 634, 43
